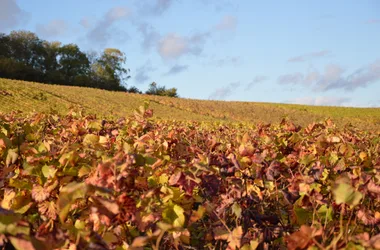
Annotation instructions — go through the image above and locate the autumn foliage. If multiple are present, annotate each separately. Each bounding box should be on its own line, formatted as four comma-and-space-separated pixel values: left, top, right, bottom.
0, 102, 379, 249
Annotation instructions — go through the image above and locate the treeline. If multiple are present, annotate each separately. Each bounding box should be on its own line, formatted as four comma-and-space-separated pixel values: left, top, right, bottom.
0, 30, 178, 97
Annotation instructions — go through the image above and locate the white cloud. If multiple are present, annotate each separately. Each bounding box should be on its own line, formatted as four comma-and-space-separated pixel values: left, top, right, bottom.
36, 19, 68, 38
80, 18, 92, 29
157, 32, 210, 59
214, 56, 241, 67
245, 75, 269, 90
86, 6, 131, 47
214, 15, 237, 31
158, 34, 188, 59
288, 50, 331, 63
287, 96, 351, 106
0, 0, 29, 31
200, 0, 236, 12
278, 59, 380, 92
209, 81, 240, 100
134, 61, 157, 84
136, 0, 176, 16
278, 73, 304, 85
164, 64, 188, 75
367, 19, 380, 24
137, 22, 161, 51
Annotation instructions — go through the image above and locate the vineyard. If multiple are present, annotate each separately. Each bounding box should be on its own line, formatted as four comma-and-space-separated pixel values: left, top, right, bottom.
0, 99, 379, 249
1, 78, 380, 131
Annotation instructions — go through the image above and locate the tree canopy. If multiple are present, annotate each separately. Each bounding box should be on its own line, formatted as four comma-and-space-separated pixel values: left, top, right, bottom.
0, 30, 130, 91
0, 30, 179, 97
146, 82, 179, 97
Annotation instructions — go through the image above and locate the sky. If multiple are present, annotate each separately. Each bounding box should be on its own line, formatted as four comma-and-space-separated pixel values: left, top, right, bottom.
1, 0, 380, 107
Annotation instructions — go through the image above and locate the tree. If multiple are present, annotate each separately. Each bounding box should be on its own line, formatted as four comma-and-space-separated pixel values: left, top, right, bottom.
92, 48, 130, 90
58, 44, 90, 85
7, 30, 45, 72
0, 30, 137, 92
0, 33, 11, 58
42, 41, 63, 83
145, 82, 178, 97
126, 86, 142, 94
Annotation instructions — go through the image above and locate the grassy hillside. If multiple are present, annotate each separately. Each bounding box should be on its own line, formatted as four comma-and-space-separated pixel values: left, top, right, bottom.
1, 78, 380, 130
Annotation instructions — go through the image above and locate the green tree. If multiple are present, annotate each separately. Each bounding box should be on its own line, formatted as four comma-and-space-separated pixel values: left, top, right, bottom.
58, 44, 90, 85
0, 33, 11, 58
7, 30, 45, 72
145, 82, 178, 97
92, 48, 130, 90
42, 41, 63, 83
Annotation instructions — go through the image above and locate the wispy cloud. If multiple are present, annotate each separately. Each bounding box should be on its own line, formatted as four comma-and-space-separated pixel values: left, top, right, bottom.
286, 96, 351, 106
214, 15, 237, 31
214, 56, 241, 67
134, 61, 157, 84
157, 32, 211, 59
287, 50, 331, 63
86, 6, 131, 47
137, 22, 161, 52
79, 18, 92, 29
36, 19, 68, 38
164, 64, 189, 76
278, 59, 380, 92
278, 73, 304, 85
156, 15, 235, 60
367, 19, 380, 24
0, 0, 29, 31
199, 0, 236, 12
136, 0, 176, 16
245, 76, 269, 91
209, 81, 240, 100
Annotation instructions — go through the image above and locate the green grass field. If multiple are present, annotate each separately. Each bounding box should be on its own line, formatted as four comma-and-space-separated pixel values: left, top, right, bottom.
1, 78, 380, 131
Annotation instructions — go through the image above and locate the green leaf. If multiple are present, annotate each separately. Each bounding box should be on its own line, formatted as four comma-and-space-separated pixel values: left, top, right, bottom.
11, 195, 33, 214
57, 182, 88, 222
293, 206, 311, 225
42, 165, 57, 179
6, 148, 18, 167
9, 179, 32, 190
300, 154, 314, 166
88, 121, 102, 131
62, 165, 78, 176
78, 165, 91, 177
333, 181, 362, 207
232, 202, 242, 218
0, 209, 29, 236
241, 240, 259, 250
83, 134, 99, 146
162, 203, 185, 228
317, 205, 333, 223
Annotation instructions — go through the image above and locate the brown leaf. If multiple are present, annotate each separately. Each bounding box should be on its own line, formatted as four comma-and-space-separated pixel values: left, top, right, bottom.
131, 236, 149, 248
357, 209, 380, 226
38, 201, 57, 220
227, 226, 243, 250
169, 171, 182, 186
370, 234, 380, 249
31, 185, 50, 202
368, 181, 380, 195
213, 226, 229, 241
92, 196, 119, 219
285, 225, 314, 250
9, 236, 36, 250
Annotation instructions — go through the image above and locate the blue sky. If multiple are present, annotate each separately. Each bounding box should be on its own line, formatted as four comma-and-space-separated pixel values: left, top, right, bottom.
1, 0, 380, 107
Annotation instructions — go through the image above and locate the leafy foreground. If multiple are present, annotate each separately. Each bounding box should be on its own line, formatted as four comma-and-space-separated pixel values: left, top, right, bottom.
0, 103, 379, 250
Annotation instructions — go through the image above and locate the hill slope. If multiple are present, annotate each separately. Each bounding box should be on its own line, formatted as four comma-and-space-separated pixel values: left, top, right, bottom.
1, 78, 380, 130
